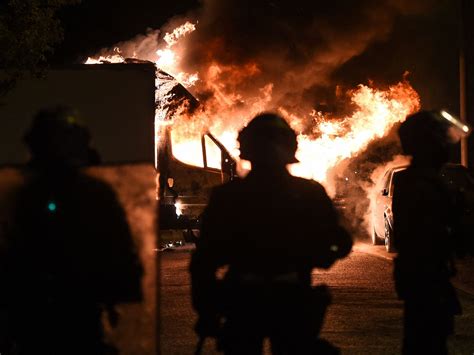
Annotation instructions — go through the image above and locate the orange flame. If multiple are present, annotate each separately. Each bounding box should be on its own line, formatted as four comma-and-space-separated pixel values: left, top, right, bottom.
290, 81, 420, 182
86, 21, 421, 188
162, 77, 420, 191
85, 54, 125, 64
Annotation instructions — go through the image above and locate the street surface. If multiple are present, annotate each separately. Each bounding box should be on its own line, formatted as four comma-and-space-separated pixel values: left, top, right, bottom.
160, 244, 474, 355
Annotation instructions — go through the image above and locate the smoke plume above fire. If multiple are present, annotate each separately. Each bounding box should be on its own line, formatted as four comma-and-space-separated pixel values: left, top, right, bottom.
175, 0, 429, 116
86, 0, 435, 195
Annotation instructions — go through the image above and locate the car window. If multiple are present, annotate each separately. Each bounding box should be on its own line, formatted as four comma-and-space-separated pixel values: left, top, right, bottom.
382, 171, 391, 192
204, 134, 222, 169
389, 169, 405, 196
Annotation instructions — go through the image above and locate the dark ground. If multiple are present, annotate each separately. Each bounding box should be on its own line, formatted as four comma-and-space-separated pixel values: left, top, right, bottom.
160, 244, 474, 354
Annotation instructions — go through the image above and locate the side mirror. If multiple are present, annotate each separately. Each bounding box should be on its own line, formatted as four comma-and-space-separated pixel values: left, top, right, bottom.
381, 188, 389, 196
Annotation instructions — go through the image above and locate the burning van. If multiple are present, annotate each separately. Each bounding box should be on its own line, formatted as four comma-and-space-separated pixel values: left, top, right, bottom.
155, 70, 237, 247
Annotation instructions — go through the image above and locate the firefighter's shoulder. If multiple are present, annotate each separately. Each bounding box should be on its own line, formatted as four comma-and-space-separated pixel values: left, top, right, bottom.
77, 171, 115, 192
72, 171, 121, 206
394, 167, 427, 194
208, 177, 246, 199
289, 175, 328, 197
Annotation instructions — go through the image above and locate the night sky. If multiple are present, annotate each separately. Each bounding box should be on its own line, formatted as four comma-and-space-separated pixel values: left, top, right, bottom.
53, 0, 199, 64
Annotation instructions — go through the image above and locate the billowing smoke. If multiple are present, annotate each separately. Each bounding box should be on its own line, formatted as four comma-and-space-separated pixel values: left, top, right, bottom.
92, 0, 433, 130
86, 1, 433, 241
331, 124, 410, 239
172, 0, 433, 126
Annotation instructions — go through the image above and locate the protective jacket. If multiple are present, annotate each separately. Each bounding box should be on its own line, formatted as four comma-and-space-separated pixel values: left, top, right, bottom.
393, 166, 458, 296
190, 168, 352, 353
4, 167, 143, 354
392, 165, 462, 355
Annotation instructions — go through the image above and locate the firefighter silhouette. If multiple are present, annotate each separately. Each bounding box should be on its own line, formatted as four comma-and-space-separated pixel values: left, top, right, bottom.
393, 110, 471, 355
2, 107, 143, 354
190, 113, 352, 354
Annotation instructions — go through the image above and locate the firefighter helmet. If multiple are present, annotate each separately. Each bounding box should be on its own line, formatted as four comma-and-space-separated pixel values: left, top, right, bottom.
238, 112, 298, 164
398, 111, 471, 165
398, 110, 471, 162
24, 106, 91, 166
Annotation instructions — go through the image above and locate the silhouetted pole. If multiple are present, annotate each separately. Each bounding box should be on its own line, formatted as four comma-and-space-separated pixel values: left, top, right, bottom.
460, 0, 468, 167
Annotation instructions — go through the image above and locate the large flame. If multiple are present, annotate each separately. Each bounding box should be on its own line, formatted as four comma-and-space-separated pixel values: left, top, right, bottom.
290, 81, 420, 181
86, 21, 421, 187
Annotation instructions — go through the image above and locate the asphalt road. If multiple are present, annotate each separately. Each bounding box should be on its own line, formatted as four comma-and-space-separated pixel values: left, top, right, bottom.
160, 245, 474, 355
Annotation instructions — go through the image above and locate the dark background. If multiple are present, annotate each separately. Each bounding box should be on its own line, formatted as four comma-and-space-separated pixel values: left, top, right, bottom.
53, 0, 199, 64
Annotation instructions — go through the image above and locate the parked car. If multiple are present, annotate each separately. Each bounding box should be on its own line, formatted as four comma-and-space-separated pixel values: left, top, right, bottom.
371, 166, 406, 252
371, 164, 474, 253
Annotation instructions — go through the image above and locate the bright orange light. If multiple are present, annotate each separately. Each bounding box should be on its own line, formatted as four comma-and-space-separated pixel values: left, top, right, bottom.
85, 54, 125, 64
85, 21, 421, 190
156, 49, 176, 69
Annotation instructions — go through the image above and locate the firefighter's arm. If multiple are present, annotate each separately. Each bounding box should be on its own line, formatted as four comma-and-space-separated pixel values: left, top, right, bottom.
189, 248, 222, 337
392, 174, 422, 252
90, 182, 143, 304
189, 188, 228, 336
309, 183, 353, 268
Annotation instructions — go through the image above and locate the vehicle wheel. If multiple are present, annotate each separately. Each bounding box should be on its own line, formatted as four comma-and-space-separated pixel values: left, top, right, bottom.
371, 225, 383, 245
384, 217, 395, 253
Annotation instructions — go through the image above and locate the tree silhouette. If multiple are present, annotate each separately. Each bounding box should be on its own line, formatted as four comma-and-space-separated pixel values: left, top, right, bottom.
0, 0, 80, 97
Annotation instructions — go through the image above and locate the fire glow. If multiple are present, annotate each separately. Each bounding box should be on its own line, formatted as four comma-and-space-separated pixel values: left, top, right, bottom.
86, 21, 421, 186
290, 81, 420, 181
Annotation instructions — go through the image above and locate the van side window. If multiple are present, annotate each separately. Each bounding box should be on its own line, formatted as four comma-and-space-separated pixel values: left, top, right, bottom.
170, 131, 204, 167
204, 135, 222, 169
